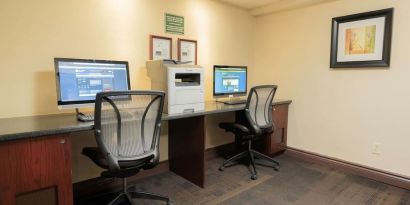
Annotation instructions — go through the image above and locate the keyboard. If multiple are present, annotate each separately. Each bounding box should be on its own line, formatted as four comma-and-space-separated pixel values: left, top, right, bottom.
77, 113, 94, 122
216, 98, 247, 105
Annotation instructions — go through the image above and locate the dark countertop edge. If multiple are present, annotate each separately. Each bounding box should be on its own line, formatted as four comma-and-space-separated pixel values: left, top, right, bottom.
162, 99, 292, 121
0, 126, 94, 143
162, 106, 244, 121
273, 99, 292, 105
0, 99, 291, 141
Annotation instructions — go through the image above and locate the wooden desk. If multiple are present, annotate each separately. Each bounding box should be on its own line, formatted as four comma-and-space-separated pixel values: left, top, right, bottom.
0, 100, 291, 205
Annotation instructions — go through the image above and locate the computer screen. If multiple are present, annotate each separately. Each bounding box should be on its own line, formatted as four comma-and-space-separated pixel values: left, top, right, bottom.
54, 58, 130, 108
213, 65, 247, 96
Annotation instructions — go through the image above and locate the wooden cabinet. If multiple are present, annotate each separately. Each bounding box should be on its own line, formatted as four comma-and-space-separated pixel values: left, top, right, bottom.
266, 103, 289, 155
0, 134, 73, 205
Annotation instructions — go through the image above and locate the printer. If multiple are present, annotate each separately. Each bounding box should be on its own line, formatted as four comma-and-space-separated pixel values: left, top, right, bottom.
146, 60, 204, 114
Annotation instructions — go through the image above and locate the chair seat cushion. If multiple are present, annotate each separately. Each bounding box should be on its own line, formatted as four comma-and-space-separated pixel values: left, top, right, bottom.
219, 122, 251, 135
219, 122, 274, 141
82, 147, 153, 173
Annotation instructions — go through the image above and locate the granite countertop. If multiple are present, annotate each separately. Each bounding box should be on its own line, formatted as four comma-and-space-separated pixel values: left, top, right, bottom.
0, 99, 291, 142
163, 99, 292, 120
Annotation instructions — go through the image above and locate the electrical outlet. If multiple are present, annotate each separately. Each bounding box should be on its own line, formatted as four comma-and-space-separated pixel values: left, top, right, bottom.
372, 143, 381, 155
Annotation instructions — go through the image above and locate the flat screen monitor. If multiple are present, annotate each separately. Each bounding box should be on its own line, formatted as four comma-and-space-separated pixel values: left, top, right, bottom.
54, 58, 131, 109
213, 65, 247, 96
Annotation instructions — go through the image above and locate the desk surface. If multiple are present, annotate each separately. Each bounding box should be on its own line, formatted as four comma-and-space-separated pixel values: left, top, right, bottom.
0, 100, 291, 142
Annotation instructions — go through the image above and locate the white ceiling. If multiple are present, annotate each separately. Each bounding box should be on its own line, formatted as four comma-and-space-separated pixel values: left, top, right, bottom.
217, 0, 339, 16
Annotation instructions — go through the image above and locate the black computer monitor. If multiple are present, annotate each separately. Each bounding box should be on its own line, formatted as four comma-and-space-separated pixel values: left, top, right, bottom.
213, 65, 247, 97
54, 58, 131, 109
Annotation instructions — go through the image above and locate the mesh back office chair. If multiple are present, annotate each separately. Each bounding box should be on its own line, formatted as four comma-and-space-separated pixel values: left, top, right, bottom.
219, 85, 279, 180
82, 91, 170, 205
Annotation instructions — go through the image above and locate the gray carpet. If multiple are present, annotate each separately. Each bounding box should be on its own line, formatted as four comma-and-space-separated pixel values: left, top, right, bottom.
130, 154, 409, 205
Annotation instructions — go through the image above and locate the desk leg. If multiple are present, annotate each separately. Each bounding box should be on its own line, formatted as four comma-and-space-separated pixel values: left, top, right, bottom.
168, 116, 205, 188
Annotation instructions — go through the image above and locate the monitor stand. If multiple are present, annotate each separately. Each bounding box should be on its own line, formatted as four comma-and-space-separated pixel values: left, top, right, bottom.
75, 108, 94, 122
216, 95, 247, 105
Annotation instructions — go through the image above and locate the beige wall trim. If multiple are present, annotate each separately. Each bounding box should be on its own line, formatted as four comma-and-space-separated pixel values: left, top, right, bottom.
250, 0, 339, 17
286, 147, 410, 190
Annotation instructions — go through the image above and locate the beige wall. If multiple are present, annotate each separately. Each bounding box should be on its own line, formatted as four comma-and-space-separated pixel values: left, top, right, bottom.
0, 0, 253, 117
253, 0, 410, 176
0, 0, 253, 182
2, 0, 409, 182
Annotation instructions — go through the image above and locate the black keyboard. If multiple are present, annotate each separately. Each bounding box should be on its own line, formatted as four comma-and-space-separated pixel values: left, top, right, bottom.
217, 99, 247, 105
77, 113, 94, 122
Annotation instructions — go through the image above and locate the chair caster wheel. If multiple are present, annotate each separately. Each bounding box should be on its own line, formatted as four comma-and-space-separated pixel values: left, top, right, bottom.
251, 175, 257, 180
219, 166, 225, 171
273, 166, 280, 171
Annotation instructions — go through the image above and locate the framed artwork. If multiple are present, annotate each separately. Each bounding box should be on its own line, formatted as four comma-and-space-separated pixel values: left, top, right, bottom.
178, 38, 197, 65
150, 35, 172, 60
330, 8, 393, 68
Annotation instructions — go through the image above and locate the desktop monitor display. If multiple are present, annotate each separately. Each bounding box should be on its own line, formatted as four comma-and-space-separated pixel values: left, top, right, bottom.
213, 65, 247, 96
54, 58, 131, 108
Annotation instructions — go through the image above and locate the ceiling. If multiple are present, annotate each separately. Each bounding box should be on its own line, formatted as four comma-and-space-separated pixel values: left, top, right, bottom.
217, 0, 339, 16
218, 0, 281, 10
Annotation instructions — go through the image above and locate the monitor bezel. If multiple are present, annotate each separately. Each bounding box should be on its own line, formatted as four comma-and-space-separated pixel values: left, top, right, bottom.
213, 65, 248, 97
54, 57, 131, 108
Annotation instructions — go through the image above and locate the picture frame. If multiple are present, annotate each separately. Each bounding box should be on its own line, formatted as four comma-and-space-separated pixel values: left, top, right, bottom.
149, 35, 172, 60
178, 38, 197, 65
330, 8, 393, 68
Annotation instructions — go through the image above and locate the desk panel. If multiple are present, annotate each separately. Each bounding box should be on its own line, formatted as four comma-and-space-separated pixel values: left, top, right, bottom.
0, 134, 72, 205
0, 100, 291, 204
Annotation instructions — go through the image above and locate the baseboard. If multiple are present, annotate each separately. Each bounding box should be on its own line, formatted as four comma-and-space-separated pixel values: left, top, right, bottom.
285, 147, 410, 190
205, 142, 236, 160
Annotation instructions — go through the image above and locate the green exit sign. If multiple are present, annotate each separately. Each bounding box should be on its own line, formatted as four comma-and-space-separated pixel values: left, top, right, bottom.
165, 13, 184, 35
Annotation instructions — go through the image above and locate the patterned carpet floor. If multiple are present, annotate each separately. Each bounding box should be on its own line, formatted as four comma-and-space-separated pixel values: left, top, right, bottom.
79, 154, 409, 205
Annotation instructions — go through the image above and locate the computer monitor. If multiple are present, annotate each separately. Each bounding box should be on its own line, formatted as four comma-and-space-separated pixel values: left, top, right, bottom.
213, 65, 247, 97
54, 58, 131, 109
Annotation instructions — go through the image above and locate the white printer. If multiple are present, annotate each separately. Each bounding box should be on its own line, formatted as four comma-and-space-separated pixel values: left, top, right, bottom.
146, 60, 204, 114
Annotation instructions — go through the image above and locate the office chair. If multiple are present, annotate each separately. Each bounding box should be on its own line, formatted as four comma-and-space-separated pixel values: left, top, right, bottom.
219, 85, 279, 180
82, 90, 170, 205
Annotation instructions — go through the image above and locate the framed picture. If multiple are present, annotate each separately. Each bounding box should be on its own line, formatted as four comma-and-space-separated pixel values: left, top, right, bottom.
178, 38, 197, 65
150, 35, 172, 60
330, 8, 393, 68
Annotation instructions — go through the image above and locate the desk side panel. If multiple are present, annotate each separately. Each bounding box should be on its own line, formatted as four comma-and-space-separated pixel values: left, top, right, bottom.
0, 134, 73, 205
168, 116, 205, 188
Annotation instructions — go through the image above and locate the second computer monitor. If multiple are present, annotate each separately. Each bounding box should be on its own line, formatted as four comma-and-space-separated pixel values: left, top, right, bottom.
213, 65, 247, 96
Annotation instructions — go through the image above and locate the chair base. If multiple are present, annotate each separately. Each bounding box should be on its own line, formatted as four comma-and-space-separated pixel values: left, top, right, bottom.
107, 178, 170, 205
219, 141, 279, 180
108, 190, 171, 205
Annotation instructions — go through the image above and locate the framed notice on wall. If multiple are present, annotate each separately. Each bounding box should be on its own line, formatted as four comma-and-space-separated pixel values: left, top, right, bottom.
178, 38, 197, 65
150, 35, 172, 60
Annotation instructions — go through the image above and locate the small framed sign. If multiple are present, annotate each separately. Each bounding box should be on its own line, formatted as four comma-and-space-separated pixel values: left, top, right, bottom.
330, 8, 393, 68
150, 35, 172, 60
165, 13, 184, 35
178, 38, 197, 65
